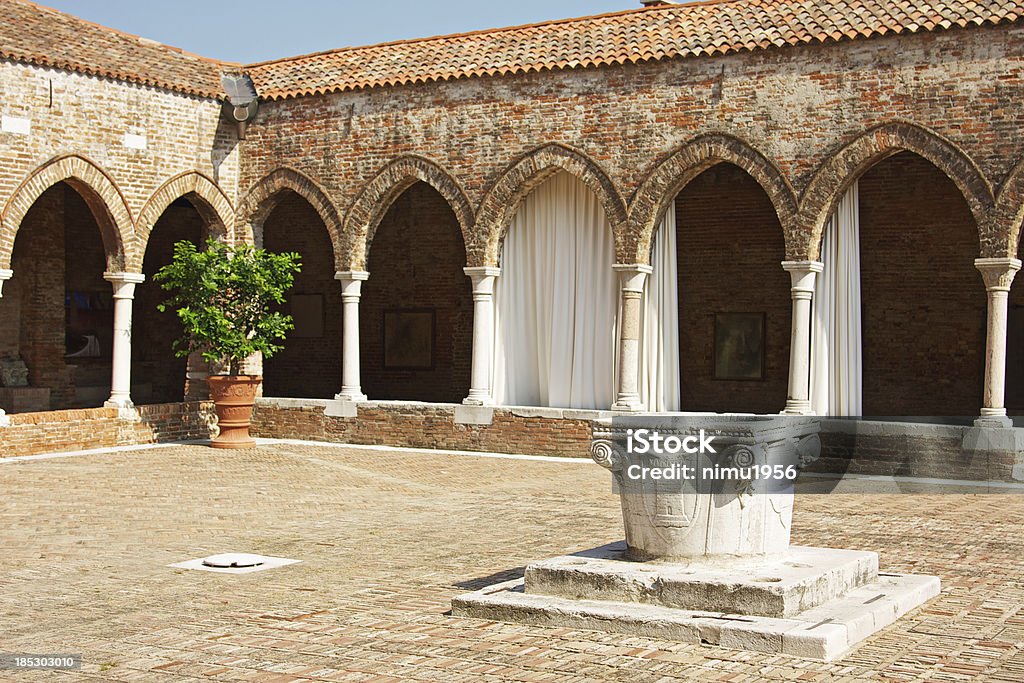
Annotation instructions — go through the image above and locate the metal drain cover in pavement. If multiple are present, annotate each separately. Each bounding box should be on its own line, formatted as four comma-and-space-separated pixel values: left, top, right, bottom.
169, 553, 301, 574
202, 553, 265, 568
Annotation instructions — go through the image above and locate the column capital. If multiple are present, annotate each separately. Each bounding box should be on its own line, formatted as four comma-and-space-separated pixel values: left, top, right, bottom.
334, 270, 370, 282
613, 263, 653, 294
103, 271, 145, 299
975, 257, 1022, 292
0, 268, 12, 298
782, 260, 823, 297
463, 266, 501, 279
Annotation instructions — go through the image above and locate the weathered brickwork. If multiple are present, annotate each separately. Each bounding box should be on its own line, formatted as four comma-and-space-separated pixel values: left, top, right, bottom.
0, 59, 240, 271
240, 24, 1024, 267
0, 401, 215, 458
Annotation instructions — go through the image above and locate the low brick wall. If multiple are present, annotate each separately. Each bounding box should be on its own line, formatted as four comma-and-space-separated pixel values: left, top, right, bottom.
0, 402, 216, 458
251, 399, 596, 458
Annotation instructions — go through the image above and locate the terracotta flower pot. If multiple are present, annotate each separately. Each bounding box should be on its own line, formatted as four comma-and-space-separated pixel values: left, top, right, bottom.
207, 375, 262, 449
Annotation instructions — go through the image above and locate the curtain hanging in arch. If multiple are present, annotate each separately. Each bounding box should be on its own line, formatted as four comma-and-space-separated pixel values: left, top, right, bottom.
810, 181, 862, 416
492, 171, 618, 409
640, 203, 681, 411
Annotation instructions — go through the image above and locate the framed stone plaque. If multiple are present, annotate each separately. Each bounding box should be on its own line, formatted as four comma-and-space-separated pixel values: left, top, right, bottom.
714, 312, 765, 380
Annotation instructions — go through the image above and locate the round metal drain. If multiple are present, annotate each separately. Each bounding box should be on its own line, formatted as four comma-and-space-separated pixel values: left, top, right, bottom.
201, 553, 266, 569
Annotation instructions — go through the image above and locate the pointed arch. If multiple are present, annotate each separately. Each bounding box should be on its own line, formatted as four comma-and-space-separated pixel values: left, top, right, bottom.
799, 122, 994, 260
0, 154, 135, 271
236, 167, 344, 269
630, 133, 798, 262
998, 157, 1024, 258
134, 171, 235, 271
476, 144, 628, 266
345, 155, 474, 269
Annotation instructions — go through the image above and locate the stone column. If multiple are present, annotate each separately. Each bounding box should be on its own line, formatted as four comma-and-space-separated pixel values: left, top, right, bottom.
0, 268, 11, 425
782, 261, 823, 415
612, 264, 653, 412
463, 266, 501, 405
335, 271, 369, 402
975, 257, 1021, 427
103, 272, 146, 410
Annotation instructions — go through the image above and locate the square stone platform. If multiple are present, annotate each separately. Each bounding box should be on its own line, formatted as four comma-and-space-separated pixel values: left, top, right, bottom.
453, 542, 939, 661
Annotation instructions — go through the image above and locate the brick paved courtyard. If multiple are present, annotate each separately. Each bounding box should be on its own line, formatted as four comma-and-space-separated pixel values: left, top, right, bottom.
1, 441, 1023, 681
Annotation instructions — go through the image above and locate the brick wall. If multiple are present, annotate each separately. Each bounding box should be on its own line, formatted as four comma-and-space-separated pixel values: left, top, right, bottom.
0, 401, 215, 458
362, 182, 472, 402
261, 192, 343, 398
859, 153, 986, 416
675, 164, 791, 413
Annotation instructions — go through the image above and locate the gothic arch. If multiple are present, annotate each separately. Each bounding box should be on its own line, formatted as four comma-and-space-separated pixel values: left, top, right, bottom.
0, 154, 135, 271
998, 157, 1024, 258
799, 122, 995, 260
133, 171, 235, 271
476, 144, 629, 266
236, 167, 344, 269
630, 134, 798, 262
345, 155, 474, 269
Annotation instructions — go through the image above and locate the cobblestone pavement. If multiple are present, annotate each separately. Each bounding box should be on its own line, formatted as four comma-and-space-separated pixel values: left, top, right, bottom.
1, 440, 1022, 682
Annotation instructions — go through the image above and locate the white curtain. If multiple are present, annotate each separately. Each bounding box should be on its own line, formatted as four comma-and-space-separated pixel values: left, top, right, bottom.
492, 171, 617, 409
810, 181, 862, 416
640, 204, 681, 411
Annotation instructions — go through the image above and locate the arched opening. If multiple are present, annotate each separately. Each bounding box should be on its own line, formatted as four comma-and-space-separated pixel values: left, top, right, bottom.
133, 196, 209, 404
670, 163, 791, 413
261, 190, 342, 398
493, 171, 618, 409
812, 152, 985, 417
361, 181, 472, 402
857, 152, 984, 416
0, 182, 115, 411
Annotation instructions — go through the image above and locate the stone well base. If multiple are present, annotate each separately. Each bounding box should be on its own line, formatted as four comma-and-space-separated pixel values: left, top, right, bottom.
452, 542, 939, 661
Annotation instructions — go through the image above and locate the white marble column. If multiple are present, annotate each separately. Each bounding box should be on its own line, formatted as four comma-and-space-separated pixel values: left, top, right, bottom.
782, 261, 823, 415
103, 272, 146, 410
975, 257, 1021, 427
612, 264, 653, 412
463, 266, 501, 406
0, 268, 12, 425
335, 270, 369, 402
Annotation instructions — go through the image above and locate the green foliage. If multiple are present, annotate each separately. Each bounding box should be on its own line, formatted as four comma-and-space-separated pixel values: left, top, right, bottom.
154, 238, 302, 376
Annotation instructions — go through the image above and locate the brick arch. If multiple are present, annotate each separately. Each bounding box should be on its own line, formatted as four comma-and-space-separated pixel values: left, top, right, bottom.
133, 171, 235, 271
236, 167, 344, 269
630, 133, 798, 263
800, 122, 995, 260
0, 154, 135, 271
345, 155, 474, 269
998, 157, 1024, 258
476, 144, 629, 267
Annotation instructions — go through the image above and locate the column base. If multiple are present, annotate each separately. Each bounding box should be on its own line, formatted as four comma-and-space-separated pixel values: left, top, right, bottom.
0, 409, 8, 427
973, 414, 1014, 429
462, 393, 494, 407
334, 391, 367, 403
104, 397, 139, 419
611, 398, 645, 413
782, 400, 813, 415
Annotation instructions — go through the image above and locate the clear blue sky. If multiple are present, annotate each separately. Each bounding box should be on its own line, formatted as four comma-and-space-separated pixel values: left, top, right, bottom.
41, 1, 637, 64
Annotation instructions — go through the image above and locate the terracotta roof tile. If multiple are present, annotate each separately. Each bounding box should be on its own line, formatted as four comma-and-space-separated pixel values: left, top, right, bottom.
0, 0, 232, 99
246, 0, 1024, 100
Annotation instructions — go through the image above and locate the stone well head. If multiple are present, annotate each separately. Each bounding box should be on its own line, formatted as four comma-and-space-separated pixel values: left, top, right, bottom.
591, 415, 821, 562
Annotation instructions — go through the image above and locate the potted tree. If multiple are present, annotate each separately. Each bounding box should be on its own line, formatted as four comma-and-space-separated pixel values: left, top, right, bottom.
155, 238, 301, 449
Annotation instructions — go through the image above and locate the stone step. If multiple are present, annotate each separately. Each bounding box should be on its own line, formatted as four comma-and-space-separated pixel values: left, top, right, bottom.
523, 544, 878, 617
452, 572, 940, 661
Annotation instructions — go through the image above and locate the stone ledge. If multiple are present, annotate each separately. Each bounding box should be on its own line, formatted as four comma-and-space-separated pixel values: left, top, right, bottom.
524, 545, 879, 618
452, 572, 939, 661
